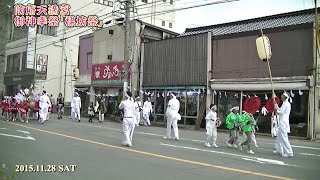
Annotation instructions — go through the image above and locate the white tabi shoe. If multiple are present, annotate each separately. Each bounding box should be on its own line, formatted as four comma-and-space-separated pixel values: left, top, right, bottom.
247, 150, 254, 154
226, 143, 232, 148
233, 144, 238, 148
212, 144, 219, 148
205, 143, 211, 148
163, 136, 171, 140
273, 150, 280, 155
238, 144, 243, 151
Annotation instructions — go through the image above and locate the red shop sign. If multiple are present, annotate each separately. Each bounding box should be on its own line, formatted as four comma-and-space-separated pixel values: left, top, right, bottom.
243, 97, 261, 114
91, 62, 131, 85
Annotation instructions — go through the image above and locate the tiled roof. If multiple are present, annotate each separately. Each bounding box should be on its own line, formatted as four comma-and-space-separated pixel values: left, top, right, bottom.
180, 8, 319, 37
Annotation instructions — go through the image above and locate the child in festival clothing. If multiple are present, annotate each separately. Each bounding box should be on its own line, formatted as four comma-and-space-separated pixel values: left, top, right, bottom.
238, 112, 256, 154
10, 98, 19, 122
205, 104, 219, 148
88, 102, 94, 123
242, 111, 259, 148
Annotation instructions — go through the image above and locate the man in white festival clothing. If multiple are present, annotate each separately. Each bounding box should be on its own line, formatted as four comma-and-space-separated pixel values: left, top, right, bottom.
163, 92, 181, 141
119, 91, 136, 147
273, 92, 294, 158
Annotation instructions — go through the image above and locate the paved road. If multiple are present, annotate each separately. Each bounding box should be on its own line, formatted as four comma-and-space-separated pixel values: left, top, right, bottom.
0, 116, 320, 180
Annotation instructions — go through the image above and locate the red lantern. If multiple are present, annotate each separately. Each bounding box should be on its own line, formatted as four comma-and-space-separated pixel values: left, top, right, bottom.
265, 97, 280, 113
243, 97, 261, 114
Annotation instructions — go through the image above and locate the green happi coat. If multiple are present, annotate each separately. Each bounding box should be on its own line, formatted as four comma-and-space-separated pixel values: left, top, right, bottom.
225, 112, 240, 130
240, 114, 256, 133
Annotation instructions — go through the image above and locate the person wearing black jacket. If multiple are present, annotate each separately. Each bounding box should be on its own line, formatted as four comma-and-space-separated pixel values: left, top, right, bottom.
57, 93, 64, 119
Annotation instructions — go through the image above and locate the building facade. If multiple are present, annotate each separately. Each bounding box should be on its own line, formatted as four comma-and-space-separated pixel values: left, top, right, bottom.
142, 33, 211, 127
181, 9, 320, 138
75, 19, 178, 116
0, 0, 15, 96
3, 0, 176, 104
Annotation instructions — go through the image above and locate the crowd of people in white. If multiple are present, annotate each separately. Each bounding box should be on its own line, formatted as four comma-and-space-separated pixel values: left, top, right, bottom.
1, 89, 293, 157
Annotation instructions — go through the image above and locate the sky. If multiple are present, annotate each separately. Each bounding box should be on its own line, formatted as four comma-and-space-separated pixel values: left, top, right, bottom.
175, 0, 315, 33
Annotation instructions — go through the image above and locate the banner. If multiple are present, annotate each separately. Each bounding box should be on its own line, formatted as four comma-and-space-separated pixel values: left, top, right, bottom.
35, 54, 48, 80
91, 62, 131, 85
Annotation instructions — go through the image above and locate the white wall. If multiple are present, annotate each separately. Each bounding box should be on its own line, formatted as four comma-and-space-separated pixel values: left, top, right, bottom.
93, 25, 125, 64
134, 0, 176, 30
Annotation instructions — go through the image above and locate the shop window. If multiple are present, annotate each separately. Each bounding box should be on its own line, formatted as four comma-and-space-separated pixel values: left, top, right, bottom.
242, 90, 308, 137
155, 90, 165, 114
186, 118, 196, 125
186, 92, 198, 117
6, 53, 20, 72
162, 21, 165, 26
216, 91, 241, 130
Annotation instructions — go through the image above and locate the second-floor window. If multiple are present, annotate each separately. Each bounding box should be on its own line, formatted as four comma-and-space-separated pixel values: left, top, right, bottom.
169, 22, 172, 28
22, 51, 27, 70
162, 21, 165, 26
170, 0, 173, 4
87, 53, 92, 69
142, 0, 148, 3
6, 53, 21, 73
37, 26, 57, 36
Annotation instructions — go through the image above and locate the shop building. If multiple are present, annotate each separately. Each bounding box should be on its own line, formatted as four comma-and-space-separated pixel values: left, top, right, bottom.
75, 20, 178, 116
181, 8, 319, 138
141, 32, 212, 127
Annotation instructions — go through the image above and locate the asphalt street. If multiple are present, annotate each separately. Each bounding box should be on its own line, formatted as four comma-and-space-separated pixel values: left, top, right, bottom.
0, 115, 320, 180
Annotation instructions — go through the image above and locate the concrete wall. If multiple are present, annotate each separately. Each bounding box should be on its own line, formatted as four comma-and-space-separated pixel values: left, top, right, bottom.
134, 0, 176, 31
93, 25, 125, 64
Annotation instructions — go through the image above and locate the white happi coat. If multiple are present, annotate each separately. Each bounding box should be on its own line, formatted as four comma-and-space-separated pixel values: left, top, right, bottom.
119, 98, 136, 146
39, 94, 51, 121
134, 101, 142, 125
71, 96, 81, 120
143, 101, 152, 118
165, 96, 180, 139
274, 99, 293, 156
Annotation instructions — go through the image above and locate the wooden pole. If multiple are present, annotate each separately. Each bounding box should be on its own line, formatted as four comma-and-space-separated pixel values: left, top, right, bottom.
260, 29, 276, 135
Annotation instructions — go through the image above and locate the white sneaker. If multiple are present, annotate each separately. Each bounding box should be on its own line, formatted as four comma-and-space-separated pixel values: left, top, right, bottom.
282, 154, 288, 158
254, 145, 259, 148
233, 144, 238, 148
227, 143, 232, 148
247, 150, 254, 154
163, 136, 171, 140
174, 138, 179, 141
205, 143, 211, 148
273, 150, 280, 154
238, 144, 243, 151
212, 144, 219, 148
26, 120, 28, 123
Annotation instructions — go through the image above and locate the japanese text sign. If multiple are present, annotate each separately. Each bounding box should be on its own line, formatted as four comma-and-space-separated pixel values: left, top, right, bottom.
91, 62, 131, 85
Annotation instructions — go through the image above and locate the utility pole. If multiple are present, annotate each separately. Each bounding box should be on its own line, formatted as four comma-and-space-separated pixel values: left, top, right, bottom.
123, 0, 132, 96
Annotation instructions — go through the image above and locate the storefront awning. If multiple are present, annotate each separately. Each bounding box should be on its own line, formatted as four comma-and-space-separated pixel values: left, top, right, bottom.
143, 86, 206, 90
210, 76, 311, 91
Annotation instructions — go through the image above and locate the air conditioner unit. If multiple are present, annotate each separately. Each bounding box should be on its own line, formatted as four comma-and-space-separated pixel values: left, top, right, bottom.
107, 55, 112, 60
109, 30, 114, 34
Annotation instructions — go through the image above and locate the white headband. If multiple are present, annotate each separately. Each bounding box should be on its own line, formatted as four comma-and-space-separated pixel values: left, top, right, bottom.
170, 93, 176, 98
230, 106, 239, 112
282, 92, 289, 98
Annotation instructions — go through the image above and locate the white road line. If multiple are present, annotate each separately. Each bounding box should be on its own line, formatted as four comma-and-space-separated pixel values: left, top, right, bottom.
291, 145, 320, 150
300, 153, 320, 157
0, 133, 35, 140
16, 130, 31, 134
60, 120, 320, 151
160, 143, 297, 167
242, 157, 265, 164
0, 127, 7, 130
